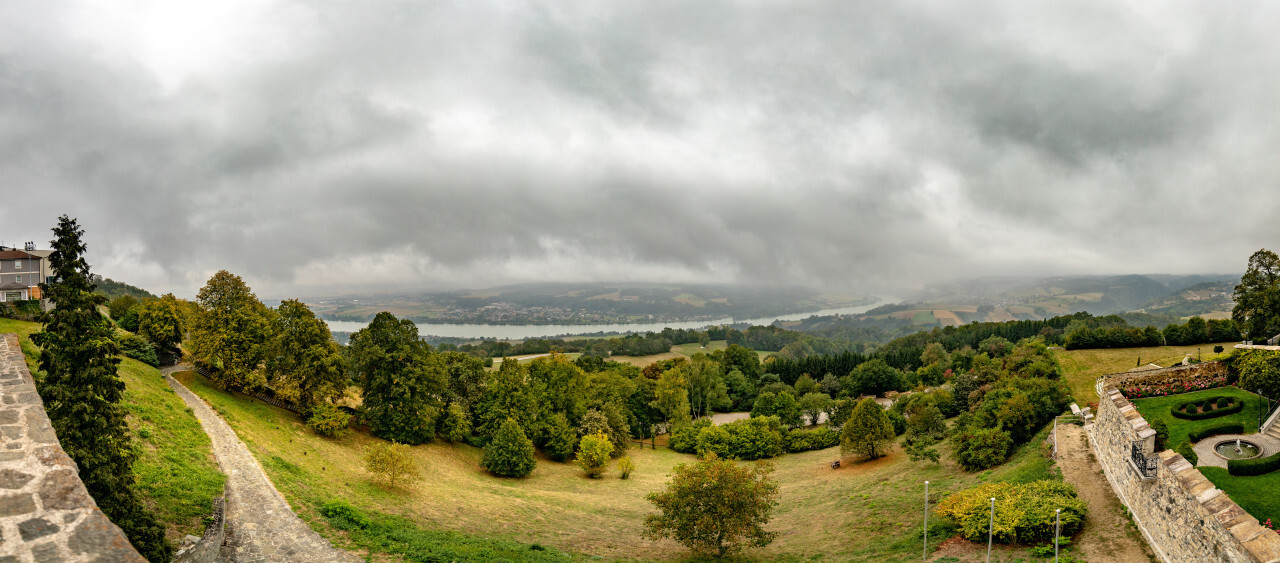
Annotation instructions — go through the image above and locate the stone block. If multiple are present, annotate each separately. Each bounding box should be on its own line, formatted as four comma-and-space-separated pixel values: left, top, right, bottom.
38, 469, 91, 511
0, 492, 36, 515
18, 517, 59, 541
0, 468, 34, 489
30, 541, 62, 562
0, 410, 19, 425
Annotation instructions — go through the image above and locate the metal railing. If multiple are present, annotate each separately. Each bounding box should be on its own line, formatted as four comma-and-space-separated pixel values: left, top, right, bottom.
1131, 442, 1158, 479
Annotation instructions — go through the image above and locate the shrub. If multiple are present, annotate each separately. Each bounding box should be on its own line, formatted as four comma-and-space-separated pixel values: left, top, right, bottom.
669, 419, 712, 454
935, 481, 1087, 544
114, 332, 159, 367
885, 409, 907, 436
1229, 451, 1280, 476
576, 432, 614, 478
307, 403, 352, 437
618, 456, 635, 479
320, 500, 371, 530
1149, 418, 1168, 452
1175, 441, 1198, 466
363, 442, 420, 488
1215, 345, 1225, 354
482, 418, 536, 478
696, 417, 785, 460
953, 427, 1013, 471
784, 426, 840, 453
1188, 422, 1245, 443
1171, 396, 1242, 420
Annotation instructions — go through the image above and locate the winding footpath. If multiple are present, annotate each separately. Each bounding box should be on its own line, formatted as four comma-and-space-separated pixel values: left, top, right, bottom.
162, 365, 359, 563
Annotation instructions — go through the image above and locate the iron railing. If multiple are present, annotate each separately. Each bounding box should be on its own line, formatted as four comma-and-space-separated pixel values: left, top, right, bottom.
1131, 442, 1158, 479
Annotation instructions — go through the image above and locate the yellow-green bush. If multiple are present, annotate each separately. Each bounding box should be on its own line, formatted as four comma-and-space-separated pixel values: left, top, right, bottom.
935, 481, 1086, 544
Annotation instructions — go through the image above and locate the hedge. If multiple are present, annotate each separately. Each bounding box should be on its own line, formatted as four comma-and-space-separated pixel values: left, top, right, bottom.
694, 416, 784, 460
1170, 396, 1243, 421
1228, 451, 1280, 476
784, 426, 840, 453
1188, 422, 1245, 443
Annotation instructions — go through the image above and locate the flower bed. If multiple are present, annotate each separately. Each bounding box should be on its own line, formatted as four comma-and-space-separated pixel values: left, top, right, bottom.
1121, 376, 1229, 399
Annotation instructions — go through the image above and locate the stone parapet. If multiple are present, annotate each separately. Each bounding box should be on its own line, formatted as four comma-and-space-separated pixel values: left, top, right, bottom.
0, 333, 144, 562
1091, 385, 1280, 562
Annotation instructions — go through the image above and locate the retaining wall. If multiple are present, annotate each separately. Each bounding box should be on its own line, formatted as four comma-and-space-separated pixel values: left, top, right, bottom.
1091, 386, 1280, 562
1098, 361, 1228, 394
0, 333, 145, 561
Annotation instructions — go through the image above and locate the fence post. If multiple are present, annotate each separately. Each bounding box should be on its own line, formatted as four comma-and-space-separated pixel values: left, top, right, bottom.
1055, 508, 1061, 562
986, 497, 994, 563
923, 481, 929, 562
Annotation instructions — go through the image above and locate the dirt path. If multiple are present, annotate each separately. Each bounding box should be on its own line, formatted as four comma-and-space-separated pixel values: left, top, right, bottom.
162, 365, 359, 563
1056, 423, 1155, 562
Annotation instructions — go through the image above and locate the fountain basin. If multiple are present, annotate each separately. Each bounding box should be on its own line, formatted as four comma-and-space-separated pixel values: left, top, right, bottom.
1214, 439, 1262, 460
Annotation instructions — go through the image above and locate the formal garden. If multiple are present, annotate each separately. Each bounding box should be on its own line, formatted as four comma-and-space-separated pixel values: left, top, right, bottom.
1130, 374, 1280, 533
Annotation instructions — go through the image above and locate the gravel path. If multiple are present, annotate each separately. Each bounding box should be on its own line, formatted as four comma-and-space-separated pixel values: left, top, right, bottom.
1058, 423, 1154, 562
163, 366, 359, 563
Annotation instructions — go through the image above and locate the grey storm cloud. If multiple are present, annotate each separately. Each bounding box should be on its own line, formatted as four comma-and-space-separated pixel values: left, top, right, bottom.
2, 0, 1279, 298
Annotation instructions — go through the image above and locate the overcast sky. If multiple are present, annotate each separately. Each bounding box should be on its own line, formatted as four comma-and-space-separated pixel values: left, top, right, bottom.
3, 1, 1277, 299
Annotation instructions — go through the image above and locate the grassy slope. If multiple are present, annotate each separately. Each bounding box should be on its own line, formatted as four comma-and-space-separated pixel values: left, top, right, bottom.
1131, 387, 1262, 447
0, 318, 224, 543
177, 367, 1062, 562
1058, 343, 1235, 403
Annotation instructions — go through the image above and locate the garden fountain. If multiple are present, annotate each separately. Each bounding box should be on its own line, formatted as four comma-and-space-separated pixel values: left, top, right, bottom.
1215, 439, 1262, 460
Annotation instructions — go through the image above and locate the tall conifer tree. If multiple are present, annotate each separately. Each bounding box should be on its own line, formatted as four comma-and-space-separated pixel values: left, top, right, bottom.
33, 216, 170, 561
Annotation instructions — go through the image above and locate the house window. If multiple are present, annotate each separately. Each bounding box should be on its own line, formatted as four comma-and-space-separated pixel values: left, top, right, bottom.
13, 260, 22, 270
3, 292, 19, 302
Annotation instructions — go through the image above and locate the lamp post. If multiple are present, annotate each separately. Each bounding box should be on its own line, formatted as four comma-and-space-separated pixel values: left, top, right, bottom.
986, 497, 995, 563
923, 481, 929, 562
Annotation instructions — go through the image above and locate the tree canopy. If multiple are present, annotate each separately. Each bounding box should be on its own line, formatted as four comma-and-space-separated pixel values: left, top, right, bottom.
1234, 248, 1280, 340
643, 455, 779, 558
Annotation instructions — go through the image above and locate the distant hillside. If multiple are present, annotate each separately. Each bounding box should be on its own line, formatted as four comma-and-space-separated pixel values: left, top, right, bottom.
1134, 279, 1237, 319
93, 276, 156, 301
307, 282, 873, 324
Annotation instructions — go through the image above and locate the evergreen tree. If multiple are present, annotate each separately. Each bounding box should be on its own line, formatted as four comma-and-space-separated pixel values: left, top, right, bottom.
483, 418, 536, 477
32, 216, 170, 562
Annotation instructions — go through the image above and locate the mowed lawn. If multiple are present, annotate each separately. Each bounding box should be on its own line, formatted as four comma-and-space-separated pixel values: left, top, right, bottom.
178, 368, 1065, 562
1057, 343, 1236, 403
0, 318, 225, 543
1131, 387, 1263, 447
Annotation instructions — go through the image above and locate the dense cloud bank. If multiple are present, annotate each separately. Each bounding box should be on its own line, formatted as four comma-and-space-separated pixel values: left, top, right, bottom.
2, 0, 1277, 297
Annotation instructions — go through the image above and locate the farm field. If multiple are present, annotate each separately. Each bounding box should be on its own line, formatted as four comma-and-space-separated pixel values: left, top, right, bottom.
1057, 343, 1235, 403
178, 366, 1078, 561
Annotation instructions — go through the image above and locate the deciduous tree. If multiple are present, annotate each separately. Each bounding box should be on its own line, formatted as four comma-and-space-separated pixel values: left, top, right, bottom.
576, 432, 614, 478
350, 312, 444, 444
1234, 249, 1280, 340
189, 270, 270, 390
643, 455, 779, 558
264, 299, 347, 414
840, 398, 894, 459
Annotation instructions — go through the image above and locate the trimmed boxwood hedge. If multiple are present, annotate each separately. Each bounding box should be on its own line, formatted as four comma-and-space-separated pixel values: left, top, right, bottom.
1170, 396, 1243, 420
1187, 422, 1244, 443
1228, 451, 1280, 476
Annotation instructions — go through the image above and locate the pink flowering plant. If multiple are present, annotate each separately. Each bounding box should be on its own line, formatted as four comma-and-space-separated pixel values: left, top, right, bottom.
1119, 376, 1229, 399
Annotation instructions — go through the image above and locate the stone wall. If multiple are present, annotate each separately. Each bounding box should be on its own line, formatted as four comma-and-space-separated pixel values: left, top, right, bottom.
0, 333, 145, 562
173, 497, 225, 563
1090, 386, 1280, 562
1098, 361, 1227, 393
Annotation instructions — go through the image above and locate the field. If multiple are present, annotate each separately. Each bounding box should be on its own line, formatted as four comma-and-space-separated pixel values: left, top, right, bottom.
0, 318, 224, 543
178, 369, 1076, 562
1057, 343, 1236, 403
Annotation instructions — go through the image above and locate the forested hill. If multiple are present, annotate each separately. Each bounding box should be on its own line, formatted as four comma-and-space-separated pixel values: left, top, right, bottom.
93, 277, 156, 301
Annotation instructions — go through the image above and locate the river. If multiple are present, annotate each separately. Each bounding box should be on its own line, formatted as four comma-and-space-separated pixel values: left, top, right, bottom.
322, 297, 898, 340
